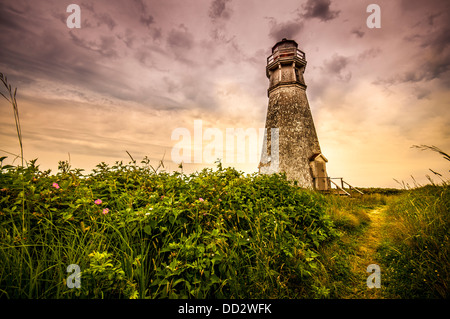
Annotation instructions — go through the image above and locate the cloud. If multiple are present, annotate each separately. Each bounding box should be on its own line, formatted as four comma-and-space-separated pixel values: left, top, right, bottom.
208, 0, 235, 42
426, 12, 442, 26
0, 2, 32, 32
267, 0, 339, 41
166, 24, 195, 62
140, 15, 154, 28
267, 18, 304, 42
351, 28, 365, 38
116, 28, 135, 49
300, 0, 340, 22
377, 26, 450, 87
96, 12, 117, 30
400, 0, 449, 12
129, 0, 155, 29
81, 1, 117, 31
378, 0, 450, 88
323, 54, 352, 82
419, 26, 450, 53
413, 87, 432, 100
69, 32, 119, 59
357, 48, 382, 61
209, 0, 233, 21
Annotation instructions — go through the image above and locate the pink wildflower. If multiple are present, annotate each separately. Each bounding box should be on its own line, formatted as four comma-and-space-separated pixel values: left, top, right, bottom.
52, 183, 60, 189
94, 199, 102, 205
102, 208, 109, 215
199, 198, 204, 202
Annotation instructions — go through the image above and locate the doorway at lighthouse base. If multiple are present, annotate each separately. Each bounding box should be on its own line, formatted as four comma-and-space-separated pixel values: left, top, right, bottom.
309, 153, 330, 192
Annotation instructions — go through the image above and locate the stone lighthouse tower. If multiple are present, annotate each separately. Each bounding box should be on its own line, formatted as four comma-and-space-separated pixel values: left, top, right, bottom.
259, 38, 329, 190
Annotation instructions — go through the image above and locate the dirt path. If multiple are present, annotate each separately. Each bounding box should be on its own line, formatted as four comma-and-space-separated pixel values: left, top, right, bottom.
348, 206, 387, 298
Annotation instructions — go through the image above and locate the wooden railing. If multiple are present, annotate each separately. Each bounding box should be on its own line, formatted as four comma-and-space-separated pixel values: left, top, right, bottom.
315, 177, 364, 196
329, 179, 351, 196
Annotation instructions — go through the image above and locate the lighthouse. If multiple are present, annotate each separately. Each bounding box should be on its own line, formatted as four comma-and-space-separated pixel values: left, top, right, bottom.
259, 38, 329, 190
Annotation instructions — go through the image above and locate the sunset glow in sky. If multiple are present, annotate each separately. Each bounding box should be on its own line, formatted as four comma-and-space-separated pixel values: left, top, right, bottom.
1, 0, 449, 187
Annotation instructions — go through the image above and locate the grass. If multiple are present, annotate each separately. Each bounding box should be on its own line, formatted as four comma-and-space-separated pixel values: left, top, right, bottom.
315, 192, 390, 298
0, 73, 23, 167
313, 176, 449, 299
378, 183, 449, 298
377, 146, 450, 298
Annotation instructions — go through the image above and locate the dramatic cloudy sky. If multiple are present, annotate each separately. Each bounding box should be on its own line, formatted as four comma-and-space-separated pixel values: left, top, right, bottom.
1, 0, 449, 187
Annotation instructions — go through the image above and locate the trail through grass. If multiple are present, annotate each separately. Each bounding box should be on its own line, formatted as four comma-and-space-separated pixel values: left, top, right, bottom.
320, 185, 448, 299
346, 205, 387, 298
317, 194, 392, 299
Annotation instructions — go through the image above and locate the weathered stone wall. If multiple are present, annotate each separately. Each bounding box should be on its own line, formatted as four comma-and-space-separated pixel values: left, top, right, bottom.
281, 66, 293, 82
260, 84, 322, 188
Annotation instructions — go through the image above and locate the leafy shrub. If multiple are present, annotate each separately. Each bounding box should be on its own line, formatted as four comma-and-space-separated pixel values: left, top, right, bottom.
0, 158, 338, 298
79, 251, 138, 299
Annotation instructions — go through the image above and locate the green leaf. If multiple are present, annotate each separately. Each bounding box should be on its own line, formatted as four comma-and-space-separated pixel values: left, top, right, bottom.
210, 274, 221, 284
143, 225, 152, 235
173, 278, 185, 287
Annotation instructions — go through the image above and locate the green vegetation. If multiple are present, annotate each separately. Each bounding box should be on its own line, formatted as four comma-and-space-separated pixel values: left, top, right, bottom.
0, 158, 340, 298
379, 183, 449, 298
377, 145, 449, 298
1, 157, 447, 299
316, 192, 389, 298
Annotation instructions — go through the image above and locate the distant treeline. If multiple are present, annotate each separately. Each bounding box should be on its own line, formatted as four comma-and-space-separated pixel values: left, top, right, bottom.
356, 187, 406, 196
